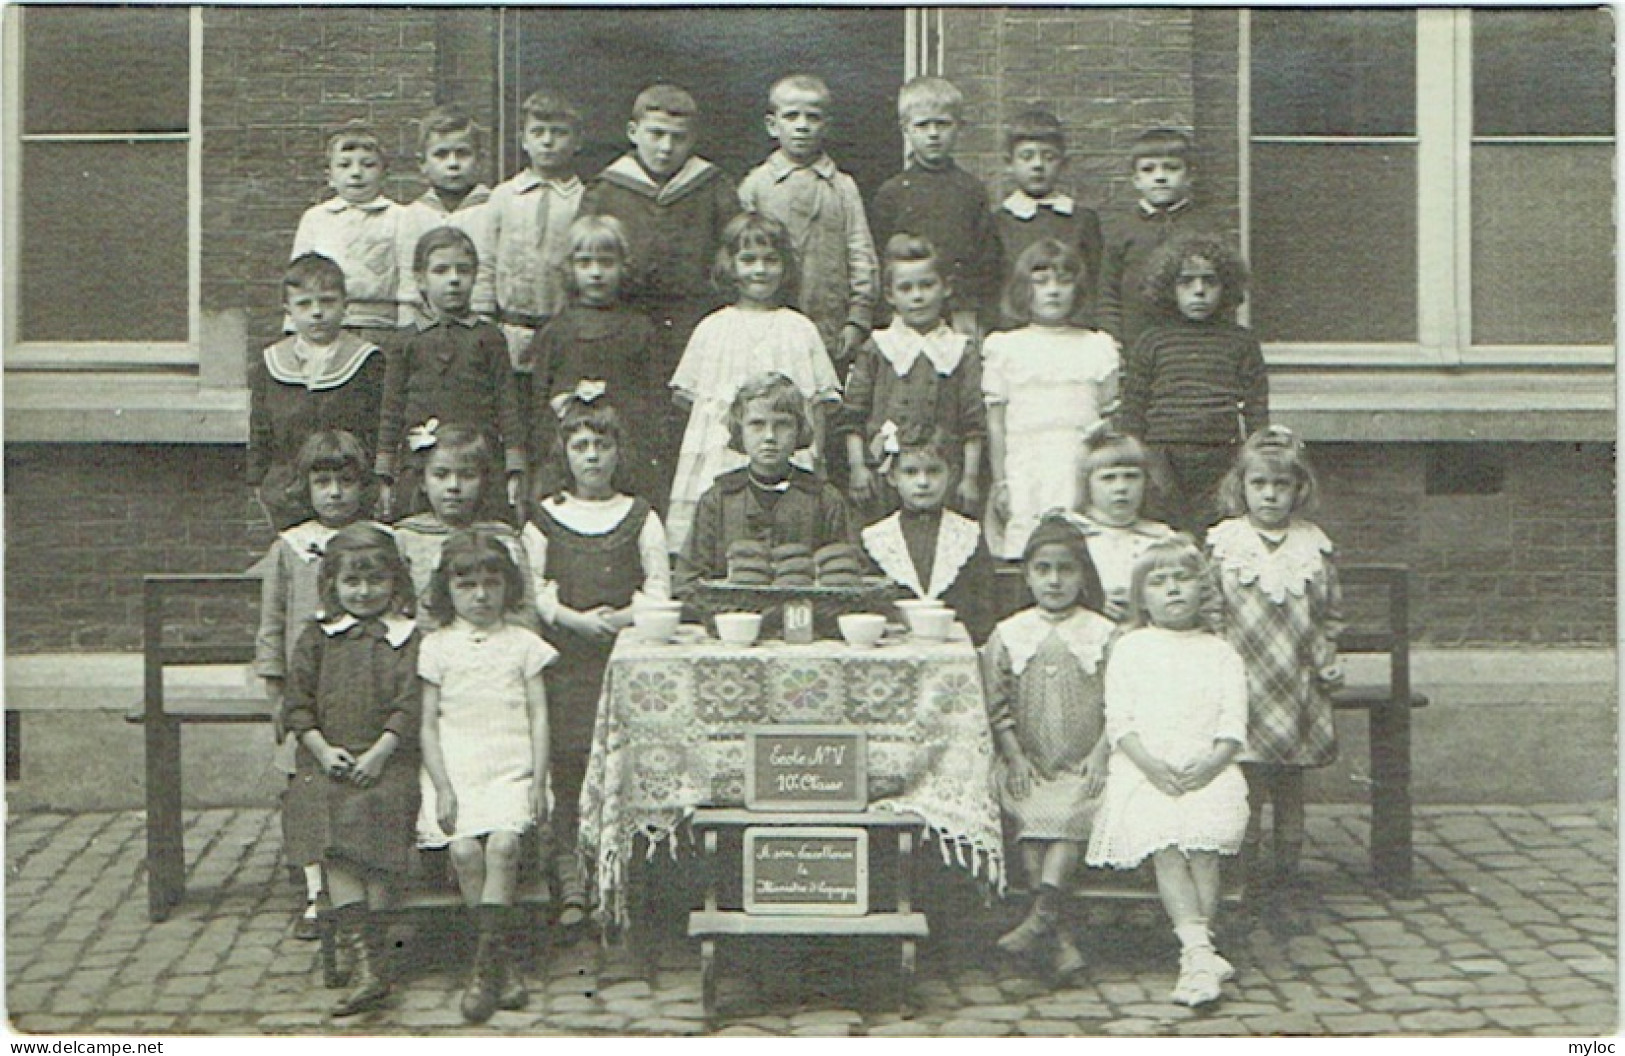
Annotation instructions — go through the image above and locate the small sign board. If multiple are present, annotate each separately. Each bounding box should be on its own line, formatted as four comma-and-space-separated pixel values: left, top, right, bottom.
745, 726, 867, 811
743, 827, 869, 916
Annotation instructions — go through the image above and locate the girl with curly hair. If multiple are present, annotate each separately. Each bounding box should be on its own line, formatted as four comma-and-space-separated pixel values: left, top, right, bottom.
1115, 233, 1267, 540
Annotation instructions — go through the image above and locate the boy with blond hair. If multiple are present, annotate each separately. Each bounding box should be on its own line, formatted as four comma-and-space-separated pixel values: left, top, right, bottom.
290, 123, 411, 341
399, 107, 495, 326
739, 73, 878, 373
871, 76, 1000, 334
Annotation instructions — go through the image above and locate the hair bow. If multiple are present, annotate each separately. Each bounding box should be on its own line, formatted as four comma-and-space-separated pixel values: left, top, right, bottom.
550, 379, 607, 418
1081, 419, 1116, 448
407, 418, 440, 452
873, 419, 902, 475
1251, 422, 1300, 451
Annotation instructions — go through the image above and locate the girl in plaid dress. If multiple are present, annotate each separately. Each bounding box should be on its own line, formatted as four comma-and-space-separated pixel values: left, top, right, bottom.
1207, 427, 1344, 896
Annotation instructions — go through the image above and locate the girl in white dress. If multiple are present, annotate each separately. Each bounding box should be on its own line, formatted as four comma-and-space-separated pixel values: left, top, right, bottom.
984, 239, 1121, 559
666, 213, 841, 554
418, 529, 556, 1023
1087, 535, 1249, 1007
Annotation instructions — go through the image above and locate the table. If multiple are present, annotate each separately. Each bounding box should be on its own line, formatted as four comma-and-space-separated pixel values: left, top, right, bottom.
578, 628, 1006, 930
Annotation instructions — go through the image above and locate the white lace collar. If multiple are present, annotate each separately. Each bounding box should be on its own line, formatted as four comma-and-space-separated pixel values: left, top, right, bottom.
319, 613, 415, 647
279, 521, 339, 564
1207, 517, 1334, 604
861, 510, 981, 599
996, 607, 1115, 677
871, 317, 969, 378
1001, 189, 1075, 220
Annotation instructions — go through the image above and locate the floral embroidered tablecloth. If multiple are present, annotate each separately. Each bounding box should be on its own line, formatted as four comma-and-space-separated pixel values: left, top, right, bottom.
578, 632, 1005, 929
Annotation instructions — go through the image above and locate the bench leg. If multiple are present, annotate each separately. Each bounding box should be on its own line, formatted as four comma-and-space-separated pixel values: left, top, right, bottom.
700, 939, 718, 1028
1369, 701, 1414, 897
5, 710, 19, 782
145, 717, 186, 922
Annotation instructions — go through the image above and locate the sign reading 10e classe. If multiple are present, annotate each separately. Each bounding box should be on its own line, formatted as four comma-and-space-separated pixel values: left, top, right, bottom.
745, 726, 867, 811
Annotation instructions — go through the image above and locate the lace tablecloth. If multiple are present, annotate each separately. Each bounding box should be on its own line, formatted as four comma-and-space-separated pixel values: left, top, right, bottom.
578, 630, 1005, 929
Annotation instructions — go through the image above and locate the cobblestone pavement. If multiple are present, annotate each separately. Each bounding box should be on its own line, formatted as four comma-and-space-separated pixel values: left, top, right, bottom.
5, 803, 1616, 1037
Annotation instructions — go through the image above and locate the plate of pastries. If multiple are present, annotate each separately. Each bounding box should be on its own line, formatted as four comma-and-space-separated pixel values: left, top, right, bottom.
722, 541, 870, 589
694, 541, 892, 638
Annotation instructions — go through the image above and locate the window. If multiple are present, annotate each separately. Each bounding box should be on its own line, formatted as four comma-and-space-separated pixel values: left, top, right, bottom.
1243, 9, 1614, 364
6, 6, 200, 369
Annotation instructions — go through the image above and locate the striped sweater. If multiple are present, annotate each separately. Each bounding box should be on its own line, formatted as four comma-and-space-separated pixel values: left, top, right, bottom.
1117, 320, 1268, 444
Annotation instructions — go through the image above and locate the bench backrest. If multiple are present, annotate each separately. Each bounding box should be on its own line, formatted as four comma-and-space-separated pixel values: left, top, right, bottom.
990, 560, 1415, 706
142, 573, 261, 722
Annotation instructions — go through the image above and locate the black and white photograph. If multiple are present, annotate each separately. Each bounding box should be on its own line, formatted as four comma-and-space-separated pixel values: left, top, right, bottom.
2, 3, 1617, 1042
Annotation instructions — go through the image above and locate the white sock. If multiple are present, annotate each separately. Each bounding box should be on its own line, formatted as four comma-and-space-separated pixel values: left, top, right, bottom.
1174, 920, 1212, 952
303, 864, 323, 903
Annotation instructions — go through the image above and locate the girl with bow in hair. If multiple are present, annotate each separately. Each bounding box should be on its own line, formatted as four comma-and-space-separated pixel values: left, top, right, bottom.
527, 386, 671, 932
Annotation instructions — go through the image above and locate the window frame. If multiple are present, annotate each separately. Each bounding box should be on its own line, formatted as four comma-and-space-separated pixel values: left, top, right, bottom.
1239, 8, 1615, 369
3, 5, 203, 372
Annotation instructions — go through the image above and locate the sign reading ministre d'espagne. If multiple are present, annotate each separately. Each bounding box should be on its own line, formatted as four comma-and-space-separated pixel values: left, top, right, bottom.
745, 726, 867, 812
743, 827, 869, 916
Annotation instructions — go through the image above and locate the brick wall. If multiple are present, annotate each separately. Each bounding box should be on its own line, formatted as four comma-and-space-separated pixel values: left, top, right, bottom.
200, 8, 444, 357
942, 9, 1240, 229
5, 447, 270, 654
1313, 442, 1616, 647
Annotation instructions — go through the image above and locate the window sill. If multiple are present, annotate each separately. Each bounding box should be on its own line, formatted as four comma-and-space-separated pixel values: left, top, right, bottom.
1271, 366, 1616, 441
4, 372, 248, 443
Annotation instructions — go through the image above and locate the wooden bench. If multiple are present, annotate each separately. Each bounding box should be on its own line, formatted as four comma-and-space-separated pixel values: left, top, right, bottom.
129, 572, 556, 940
125, 573, 267, 922
993, 562, 1429, 898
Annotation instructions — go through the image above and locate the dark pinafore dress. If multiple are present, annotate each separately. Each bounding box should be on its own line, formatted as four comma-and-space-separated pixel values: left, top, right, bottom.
533, 496, 650, 843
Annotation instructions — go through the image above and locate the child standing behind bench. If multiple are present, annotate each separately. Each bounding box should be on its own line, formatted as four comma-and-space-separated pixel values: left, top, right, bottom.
993, 109, 1103, 330
291, 124, 410, 343
529, 393, 671, 931
253, 430, 378, 941
377, 228, 525, 521
249, 255, 387, 531
581, 84, 739, 485
1097, 128, 1215, 351
739, 73, 878, 375
872, 77, 1000, 335
283, 523, 420, 1019
400, 108, 496, 328
1117, 233, 1267, 539
1209, 428, 1343, 905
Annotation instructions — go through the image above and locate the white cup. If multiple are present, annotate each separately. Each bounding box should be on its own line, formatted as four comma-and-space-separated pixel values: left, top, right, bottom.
632, 608, 681, 643
837, 613, 887, 649
904, 606, 954, 642
713, 612, 763, 647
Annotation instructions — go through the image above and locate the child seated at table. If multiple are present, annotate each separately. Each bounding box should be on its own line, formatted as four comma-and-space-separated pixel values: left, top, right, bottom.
674, 371, 856, 597
860, 423, 995, 644
981, 514, 1112, 981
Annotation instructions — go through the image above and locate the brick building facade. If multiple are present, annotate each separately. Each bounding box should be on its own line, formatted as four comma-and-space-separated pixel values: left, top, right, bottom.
4, 8, 1614, 654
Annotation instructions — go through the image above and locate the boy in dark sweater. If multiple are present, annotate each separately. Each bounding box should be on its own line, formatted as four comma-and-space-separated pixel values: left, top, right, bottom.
1117, 233, 1267, 539
1098, 128, 1218, 351
992, 109, 1103, 330
871, 76, 1000, 335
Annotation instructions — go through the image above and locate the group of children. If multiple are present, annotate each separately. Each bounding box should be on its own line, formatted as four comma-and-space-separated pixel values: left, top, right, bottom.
249, 70, 1340, 1018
